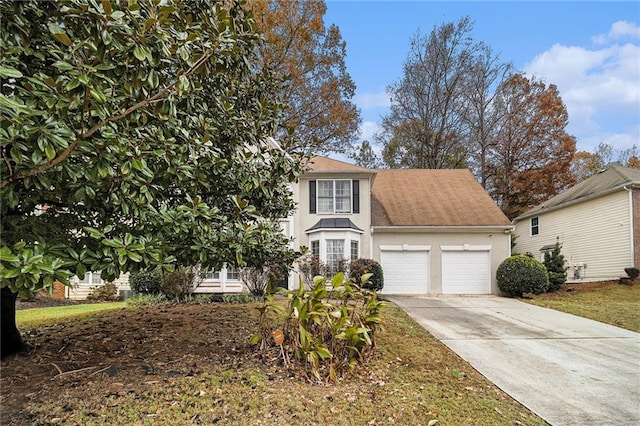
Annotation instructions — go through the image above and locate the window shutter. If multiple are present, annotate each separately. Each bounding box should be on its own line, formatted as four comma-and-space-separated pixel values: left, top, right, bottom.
309, 180, 316, 213
352, 180, 360, 213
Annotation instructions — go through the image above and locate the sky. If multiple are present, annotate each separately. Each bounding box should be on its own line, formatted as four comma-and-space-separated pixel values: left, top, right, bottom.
323, 1, 640, 160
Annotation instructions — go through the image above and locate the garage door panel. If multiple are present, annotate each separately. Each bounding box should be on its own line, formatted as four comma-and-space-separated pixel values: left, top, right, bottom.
381, 251, 429, 294
442, 251, 490, 294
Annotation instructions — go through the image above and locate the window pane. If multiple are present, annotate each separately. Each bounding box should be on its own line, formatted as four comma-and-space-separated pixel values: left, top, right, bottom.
335, 180, 351, 213
350, 241, 359, 260
91, 272, 102, 284
326, 239, 345, 273
201, 268, 220, 280
79, 273, 90, 284
311, 240, 320, 257
317, 180, 333, 197
531, 217, 539, 235
227, 267, 239, 280
317, 197, 334, 213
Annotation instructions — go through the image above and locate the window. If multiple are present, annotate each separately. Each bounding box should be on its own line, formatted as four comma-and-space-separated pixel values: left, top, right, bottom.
326, 239, 345, 272
350, 240, 359, 260
201, 269, 220, 280
317, 180, 352, 214
311, 240, 320, 257
226, 266, 239, 280
531, 217, 539, 236
79, 271, 102, 285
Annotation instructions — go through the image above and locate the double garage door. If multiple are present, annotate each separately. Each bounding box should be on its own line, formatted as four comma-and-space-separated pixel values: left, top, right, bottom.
381, 246, 491, 295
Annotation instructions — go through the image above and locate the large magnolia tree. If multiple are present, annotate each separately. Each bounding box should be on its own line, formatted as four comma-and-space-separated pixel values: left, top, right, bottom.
0, 0, 300, 357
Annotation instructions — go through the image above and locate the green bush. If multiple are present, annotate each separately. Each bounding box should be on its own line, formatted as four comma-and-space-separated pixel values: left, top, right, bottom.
252, 273, 385, 382
543, 241, 567, 292
87, 282, 119, 301
349, 258, 384, 292
130, 271, 162, 295
497, 254, 549, 297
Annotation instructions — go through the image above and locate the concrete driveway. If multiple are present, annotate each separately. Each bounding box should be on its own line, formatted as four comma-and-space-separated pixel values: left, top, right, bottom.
386, 296, 640, 426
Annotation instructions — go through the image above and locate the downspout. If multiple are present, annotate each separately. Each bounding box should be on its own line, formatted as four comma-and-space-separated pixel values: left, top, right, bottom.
624, 186, 634, 266
369, 227, 374, 259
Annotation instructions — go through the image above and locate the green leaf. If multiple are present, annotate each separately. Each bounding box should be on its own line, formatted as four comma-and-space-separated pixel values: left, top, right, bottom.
133, 46, 146, 61
53, 61, 74, 71
0, 66, 23, 79
90, 87, 106, 103
0, 247, 19, 263
44, 144, 56, 160
102, 0, 112, 15
53, 32, 72, 47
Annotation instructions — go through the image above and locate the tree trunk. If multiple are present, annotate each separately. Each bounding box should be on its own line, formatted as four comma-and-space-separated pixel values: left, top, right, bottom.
1, 286, 23, 358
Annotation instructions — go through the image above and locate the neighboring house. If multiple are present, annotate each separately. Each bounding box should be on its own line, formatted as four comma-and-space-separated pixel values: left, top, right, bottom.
59, 155, 514, 298
513, 165, 640, 280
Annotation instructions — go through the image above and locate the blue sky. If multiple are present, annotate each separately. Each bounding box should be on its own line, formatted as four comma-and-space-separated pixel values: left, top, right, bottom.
324, 1, 640, 159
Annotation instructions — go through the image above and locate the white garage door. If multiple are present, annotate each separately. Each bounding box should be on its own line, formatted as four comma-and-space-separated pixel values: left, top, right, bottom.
442, 249, 490, 294
380, 249, 429, 294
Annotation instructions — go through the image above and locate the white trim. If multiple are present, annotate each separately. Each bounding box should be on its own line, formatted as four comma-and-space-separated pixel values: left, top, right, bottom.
379, 244, 431, 252
441, 244, 492, 252
306, 227, 364, 234
628, 187, 634, 267
372, 225, 514, 233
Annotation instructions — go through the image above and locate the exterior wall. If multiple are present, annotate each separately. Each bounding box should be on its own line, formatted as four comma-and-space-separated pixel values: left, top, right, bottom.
292, 173, 373, 262
513, 190, 631, 279
372, 229, 511, 294
68, 272, 131, 300
633, 189, 640, 268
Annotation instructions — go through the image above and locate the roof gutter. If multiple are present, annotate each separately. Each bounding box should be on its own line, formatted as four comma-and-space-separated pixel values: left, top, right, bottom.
372, 225, 515, 233
514, 183, 640, 222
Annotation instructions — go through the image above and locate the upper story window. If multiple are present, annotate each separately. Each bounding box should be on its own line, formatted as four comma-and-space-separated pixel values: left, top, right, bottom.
531, 217, 539, 236
310, 179, 360, 214
318, 180, 351, 213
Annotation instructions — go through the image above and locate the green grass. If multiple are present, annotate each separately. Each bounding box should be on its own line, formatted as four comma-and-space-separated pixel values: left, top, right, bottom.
16, 302, 127, 327
526, 282, 640, 332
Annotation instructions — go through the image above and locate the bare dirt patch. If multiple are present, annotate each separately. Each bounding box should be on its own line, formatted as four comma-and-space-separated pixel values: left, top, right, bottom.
1, 303, 261, 425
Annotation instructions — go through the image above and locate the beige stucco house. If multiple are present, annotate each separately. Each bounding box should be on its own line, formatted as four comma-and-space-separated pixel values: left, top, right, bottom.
291, 157, 513, 295
513, 165, 640, 280
64, 155, 514, 298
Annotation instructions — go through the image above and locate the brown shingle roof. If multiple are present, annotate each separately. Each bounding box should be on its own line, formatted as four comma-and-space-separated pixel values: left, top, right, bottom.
371, 169, 511, 227
516, 165, 640, 220
305, 156, 371, 173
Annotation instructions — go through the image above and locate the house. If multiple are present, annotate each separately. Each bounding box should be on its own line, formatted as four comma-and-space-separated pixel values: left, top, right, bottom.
290, 157, 513, 295
61, 156, 514, 298
513, 165, 640, 280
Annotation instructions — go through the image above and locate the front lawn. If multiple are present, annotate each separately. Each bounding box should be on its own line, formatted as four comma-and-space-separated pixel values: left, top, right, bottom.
525, 281, 640, 332
1, 301, 545, 425
16, 302, 127, 328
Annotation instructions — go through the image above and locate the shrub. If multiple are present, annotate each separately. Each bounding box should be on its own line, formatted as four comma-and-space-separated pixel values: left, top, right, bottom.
129, 271, 162, 295
543, 240, 567, 292
349, 258, 384, 292
624, 267, 639, 280
297, 255, 329, 289
252, 273, 385, 382
497, 254, 549, 297
239, 267, 270, 297
87, 282, 119, 301
161, 266, 198, 300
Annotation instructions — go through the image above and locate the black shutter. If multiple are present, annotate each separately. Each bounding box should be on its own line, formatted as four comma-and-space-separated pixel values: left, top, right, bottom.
352, 180, 360, 213
309, 180, 316, 213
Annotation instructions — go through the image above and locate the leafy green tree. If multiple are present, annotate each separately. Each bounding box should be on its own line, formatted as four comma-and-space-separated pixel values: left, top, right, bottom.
0, 0, 300, 357
543, 240, 567, 292
350, 140, 381, 169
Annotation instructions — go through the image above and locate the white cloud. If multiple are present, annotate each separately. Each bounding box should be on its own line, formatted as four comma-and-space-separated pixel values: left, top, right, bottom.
592, 20, 640, 45
359, 121, 380, 142
524, 24, 640, 152
354, 91, 391, 109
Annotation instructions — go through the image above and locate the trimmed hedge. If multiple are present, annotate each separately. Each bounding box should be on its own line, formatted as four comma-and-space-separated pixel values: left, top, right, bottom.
497, 254, 549, 297
130, 271, 162, 295
349, 258, 384, 292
